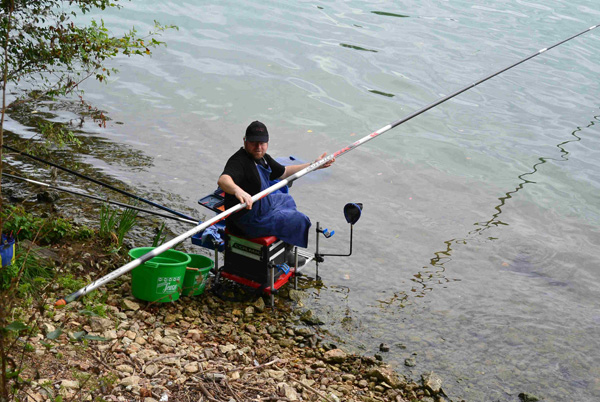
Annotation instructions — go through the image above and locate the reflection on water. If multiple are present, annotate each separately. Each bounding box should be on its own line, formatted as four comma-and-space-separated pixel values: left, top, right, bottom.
371, 11, 410, 18
3, 97, 199, 228
6, 97, 154, 171
368, 89, 395, 97
381, 108, 599, 306
339, 43, 378, 52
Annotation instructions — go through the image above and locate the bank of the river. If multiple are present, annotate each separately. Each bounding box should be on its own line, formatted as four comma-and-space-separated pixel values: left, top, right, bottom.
1, 179, 453, 402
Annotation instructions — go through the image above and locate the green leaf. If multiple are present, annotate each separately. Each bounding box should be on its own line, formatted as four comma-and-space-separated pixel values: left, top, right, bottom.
72, 331, 86, 340
40, 341, 53, 349
83, 334, 107, 341
78, 308, 101, 317
5, 321, 29, 332
46, 327, 63, 340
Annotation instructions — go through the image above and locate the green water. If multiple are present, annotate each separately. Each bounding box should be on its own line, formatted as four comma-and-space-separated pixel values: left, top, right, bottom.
5, 1, 600, 400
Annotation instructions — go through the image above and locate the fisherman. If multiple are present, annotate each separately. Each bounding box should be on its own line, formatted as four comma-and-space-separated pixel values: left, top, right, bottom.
218, 121, 334, 259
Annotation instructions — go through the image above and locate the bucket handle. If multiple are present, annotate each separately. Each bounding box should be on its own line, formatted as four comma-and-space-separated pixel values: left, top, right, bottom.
186, 267, 199, 271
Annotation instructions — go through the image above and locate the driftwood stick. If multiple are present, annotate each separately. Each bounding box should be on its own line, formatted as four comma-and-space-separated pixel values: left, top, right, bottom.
197, 381, 220, 402
241, 358, 282, 372
290, 376, 336, 402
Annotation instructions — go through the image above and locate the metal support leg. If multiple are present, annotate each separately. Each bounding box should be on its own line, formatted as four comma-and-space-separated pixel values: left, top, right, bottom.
294, 247, 298, 290
315, 222, 321, 281
269, 264, 275, 308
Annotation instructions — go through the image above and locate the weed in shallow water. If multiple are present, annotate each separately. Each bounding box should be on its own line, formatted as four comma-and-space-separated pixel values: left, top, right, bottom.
99, 203, 138, 248
116, 206, 138, 247
152, 222, 167, 247
99, 204, 119, 240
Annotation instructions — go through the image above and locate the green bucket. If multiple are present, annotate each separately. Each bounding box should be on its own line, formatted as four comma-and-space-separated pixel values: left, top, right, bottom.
128, 247, 191, 303
181, 254, 214, 296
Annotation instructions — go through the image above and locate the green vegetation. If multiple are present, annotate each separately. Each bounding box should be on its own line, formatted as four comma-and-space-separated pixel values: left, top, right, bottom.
0, 2, 176, 399
152, 222, 167, 247
0, 0, 176, 235
2, 205, 90, 244
0, 203, 134, 400
99, 203, 139, 248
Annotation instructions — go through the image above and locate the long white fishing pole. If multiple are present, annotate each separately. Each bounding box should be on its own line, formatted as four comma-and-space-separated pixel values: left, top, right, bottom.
56, 23, 599, 305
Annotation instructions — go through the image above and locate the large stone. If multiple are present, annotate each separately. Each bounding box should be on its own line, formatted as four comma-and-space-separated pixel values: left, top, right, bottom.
20, 240, 61, 264
299, 309, 324, 325
137, 349, 158, 361
116, 365, 134, 374
366, 366, 405, 389
120, 376, 140, 387
184, 362, 199, 373
40, 322, 56, 335
422, 371, 443, 394
266, 370, 286, 380
253, 297, 266, 312
60, 380, 79, 389
519, 393, 540, 402
164, 313, 178, 323
288, 289, 308, 302
103, 329, 118, 340
183, 307, 200, 318
277, 383, 299, 401
121, 299, 140, 311
219, 344, 236, 354
295, 327, 312, 337
159, 336, 178, 347
144, 364, 159, 376
89, 317, 113, 332
323, 349, 347, 364
37, 190, 60, 203
279, 338, 295, 347
164, 328, 179, 337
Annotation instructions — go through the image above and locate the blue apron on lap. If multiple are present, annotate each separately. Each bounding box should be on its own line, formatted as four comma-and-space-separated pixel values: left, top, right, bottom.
235, 162, 311, 247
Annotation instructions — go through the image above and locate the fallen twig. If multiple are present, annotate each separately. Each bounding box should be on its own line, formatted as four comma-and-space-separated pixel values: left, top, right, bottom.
290, 376, 336, 402
240, 358, 282, 372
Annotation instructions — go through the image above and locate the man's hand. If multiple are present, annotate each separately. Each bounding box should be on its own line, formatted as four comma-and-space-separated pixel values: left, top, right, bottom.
218, 174, 254, 209
315, 152, 335, 169
280, 152, 336, 180
234, 188, 253, 209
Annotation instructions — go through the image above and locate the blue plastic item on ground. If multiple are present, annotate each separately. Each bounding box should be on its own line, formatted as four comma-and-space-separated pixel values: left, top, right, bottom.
1, 234, 15, 267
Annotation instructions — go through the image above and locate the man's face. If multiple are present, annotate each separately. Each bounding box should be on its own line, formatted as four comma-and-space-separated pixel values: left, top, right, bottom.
244, 140, 268, 160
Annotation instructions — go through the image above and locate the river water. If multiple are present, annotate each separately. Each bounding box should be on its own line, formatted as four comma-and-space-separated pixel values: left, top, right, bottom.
7, 1, 600, 400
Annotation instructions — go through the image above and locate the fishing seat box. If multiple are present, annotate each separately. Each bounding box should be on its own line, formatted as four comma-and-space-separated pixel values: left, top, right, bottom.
222, 229, 286, 284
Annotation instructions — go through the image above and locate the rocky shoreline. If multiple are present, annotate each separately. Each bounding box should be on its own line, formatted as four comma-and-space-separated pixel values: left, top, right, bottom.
16, 267, 449, 402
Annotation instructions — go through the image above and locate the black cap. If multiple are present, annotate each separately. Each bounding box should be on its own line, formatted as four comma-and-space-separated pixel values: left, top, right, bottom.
245, 121, 269, 142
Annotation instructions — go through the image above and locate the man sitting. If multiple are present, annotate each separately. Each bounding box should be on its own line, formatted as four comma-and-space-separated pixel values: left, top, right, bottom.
217, 121, 334, 263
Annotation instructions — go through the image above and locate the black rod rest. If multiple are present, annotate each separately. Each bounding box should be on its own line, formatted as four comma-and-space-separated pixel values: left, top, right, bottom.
314, 202, 362, 263
315, 223, 355, 260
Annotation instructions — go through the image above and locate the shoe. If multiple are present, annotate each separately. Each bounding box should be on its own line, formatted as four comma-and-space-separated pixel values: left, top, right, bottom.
284, 245, 306, 267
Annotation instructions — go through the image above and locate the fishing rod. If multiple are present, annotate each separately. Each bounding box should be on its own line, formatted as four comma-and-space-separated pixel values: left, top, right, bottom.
55, 23, 599, 305
2, 173, 199, 225
2, 144, 196, 221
